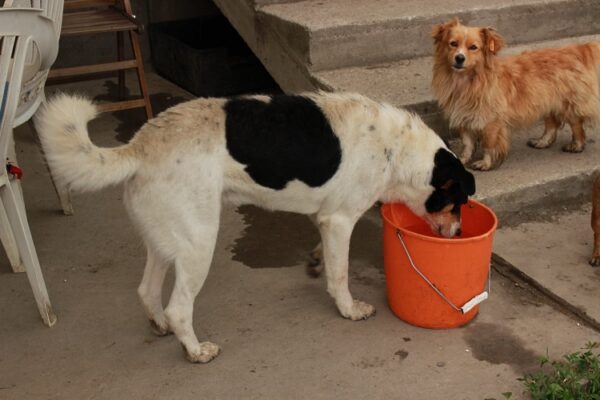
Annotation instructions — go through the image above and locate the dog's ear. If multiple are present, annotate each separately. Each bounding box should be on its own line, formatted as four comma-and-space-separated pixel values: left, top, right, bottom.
480, 27, 505, 56
459, 170, 476, 196
432, 18, 459, 44
425, 189, 447, 213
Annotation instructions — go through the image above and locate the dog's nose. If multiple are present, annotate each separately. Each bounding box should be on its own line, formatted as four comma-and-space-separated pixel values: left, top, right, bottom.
455, 54, 465, 64
455, 228, 462, 236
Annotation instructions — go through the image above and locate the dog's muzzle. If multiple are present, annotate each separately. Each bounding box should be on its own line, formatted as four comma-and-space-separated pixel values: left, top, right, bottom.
453, 54, 466, 70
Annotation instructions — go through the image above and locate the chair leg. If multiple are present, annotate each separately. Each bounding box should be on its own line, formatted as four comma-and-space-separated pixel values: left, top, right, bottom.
49, 173, 73, 216
2, 136, 25, 271
6, 138, 25, 202
129, 30, 153, 119
117, 31, 126, 100
27, 119, 74, 215
0, 179, 57, 326
0, 198, 24, 272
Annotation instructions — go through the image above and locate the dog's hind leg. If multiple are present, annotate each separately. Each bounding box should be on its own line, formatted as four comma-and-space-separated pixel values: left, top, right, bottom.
563, 117, 586, 153
317, 212, 375, 320
590, 175, 600, 266
138, 247, 172, 336
163, 213, 221, 363
306, 214, 324, 278
143, 162, 224, 363
528, 115, 560, 149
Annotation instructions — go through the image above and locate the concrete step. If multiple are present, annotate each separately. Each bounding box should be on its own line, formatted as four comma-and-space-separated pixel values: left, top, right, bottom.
313, 33, 600, 134
495, 203, 600, 329
259, 0, 600, 72
462, 128, 600, 224
214, 0, 320, 92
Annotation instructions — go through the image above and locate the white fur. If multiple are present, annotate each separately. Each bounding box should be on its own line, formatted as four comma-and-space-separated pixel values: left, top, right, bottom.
35, 92, 449, 363
34, 94, 140, 192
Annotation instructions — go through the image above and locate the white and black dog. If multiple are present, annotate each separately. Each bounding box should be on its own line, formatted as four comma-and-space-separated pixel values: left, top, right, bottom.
35, 92, 475, 363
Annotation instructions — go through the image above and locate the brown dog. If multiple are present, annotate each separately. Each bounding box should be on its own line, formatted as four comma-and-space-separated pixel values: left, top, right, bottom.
591, 175, 600, 266
432, 18, 600, 170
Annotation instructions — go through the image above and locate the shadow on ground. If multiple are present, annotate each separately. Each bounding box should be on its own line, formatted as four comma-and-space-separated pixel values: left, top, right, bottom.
231, 205, 383, 270
464, 322, 541, 374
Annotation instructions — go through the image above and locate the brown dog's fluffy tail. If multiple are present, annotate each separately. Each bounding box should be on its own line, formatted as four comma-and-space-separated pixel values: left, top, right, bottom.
34, 94, 141, 193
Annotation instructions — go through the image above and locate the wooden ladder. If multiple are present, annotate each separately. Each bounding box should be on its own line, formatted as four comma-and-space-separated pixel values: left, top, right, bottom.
49, 0, 153, 119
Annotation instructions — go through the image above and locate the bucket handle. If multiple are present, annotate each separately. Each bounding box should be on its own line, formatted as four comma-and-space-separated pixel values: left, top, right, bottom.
395, 230, 490, 314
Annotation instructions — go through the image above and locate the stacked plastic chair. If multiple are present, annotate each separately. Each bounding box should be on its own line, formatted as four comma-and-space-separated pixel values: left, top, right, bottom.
0, 0, 64, 326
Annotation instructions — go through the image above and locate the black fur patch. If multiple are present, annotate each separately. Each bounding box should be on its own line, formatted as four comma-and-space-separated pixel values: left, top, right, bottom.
224, 95, 342, 190
425, 148, 476, 213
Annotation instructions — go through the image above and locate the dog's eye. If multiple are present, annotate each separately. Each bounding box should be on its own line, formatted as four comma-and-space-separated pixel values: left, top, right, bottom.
450, 41, 458, 47
469, 44, 478, 51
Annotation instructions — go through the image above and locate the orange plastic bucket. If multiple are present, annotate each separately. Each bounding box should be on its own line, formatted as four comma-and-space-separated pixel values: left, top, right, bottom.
380, 199, 497, 328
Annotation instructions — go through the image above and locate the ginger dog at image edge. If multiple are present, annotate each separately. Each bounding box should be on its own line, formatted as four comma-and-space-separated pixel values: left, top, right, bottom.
432, 18, 600, 171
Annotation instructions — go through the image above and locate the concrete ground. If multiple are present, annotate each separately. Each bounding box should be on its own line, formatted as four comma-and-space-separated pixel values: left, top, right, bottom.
1, 74, 599, 399
495, 203, 600, 327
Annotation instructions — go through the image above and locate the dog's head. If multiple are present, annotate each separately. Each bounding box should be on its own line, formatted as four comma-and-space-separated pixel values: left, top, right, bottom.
432, 18, 505, 72
422, 148, 475, 237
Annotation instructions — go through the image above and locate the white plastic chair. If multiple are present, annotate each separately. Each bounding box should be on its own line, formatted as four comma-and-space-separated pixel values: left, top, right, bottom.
4, 0, 71, 215
0, 4, 63, 326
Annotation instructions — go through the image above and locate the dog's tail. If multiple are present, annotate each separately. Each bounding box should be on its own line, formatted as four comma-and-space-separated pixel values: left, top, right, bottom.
34, 94, 141, 192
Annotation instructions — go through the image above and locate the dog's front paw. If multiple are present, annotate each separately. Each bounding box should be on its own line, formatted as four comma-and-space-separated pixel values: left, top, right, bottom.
527, 137, 552, 149
341, 300, 376, 321
183, 341, 221, 363
470, 159, 493, 171
589, 255, 600, 267
562, 142, 585, 153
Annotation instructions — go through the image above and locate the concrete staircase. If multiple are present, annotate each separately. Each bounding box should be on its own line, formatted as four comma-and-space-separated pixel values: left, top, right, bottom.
213, 0, 600, 219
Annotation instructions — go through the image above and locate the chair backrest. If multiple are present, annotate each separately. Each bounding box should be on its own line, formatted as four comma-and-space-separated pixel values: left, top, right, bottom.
0, 7, 60, 133
5, 1, 64, 71
1, 1, 64, 126
4, 0, 64, 40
